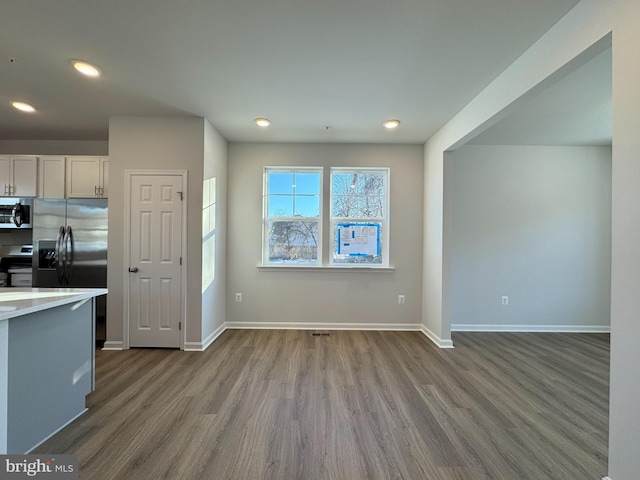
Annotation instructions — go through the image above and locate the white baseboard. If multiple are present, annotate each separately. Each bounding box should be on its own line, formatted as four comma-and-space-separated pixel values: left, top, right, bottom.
601, 476, 612, 480
102, 340, 125, 350
420, 325, 455, 349
104, 323, 459, 352
451, 324, 610, 333
184, 322, 227, 351
225, 321, 422, 331
183, 342, 202, 351
225, 322, 457, 349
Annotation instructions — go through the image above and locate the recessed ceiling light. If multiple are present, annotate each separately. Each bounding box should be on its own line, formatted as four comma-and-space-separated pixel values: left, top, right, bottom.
255, 118, 271, 127
11, 101, 36, 113
72, 60, 101, 77
383, 119, 400, 129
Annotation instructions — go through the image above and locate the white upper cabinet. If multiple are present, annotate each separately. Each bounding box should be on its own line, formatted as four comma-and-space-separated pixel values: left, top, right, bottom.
0, 155, 37, 197
100, 157, 109, 198
0, 157, 9, 194
37, 156, 66, 199
66, 156, 109, 198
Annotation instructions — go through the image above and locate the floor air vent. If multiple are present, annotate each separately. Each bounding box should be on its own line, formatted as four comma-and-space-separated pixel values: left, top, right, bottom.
311, 332, 331, 336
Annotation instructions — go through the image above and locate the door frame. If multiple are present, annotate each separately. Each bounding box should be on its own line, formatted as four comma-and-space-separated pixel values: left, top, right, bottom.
123, 169, 188, 350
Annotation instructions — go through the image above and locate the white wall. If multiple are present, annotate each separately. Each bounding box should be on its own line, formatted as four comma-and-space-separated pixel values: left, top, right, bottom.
227, 143, 423, 329
449, 145, 611, 331
200, 120, 228, 348
106, 116, 207, 348
422, 0, 640, 477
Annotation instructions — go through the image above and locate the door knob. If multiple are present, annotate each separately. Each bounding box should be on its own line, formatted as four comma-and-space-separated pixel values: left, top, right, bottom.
128, 267, 139, 273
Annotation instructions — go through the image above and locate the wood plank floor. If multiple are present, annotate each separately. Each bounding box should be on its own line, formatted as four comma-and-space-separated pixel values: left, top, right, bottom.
36, 330, 609, 479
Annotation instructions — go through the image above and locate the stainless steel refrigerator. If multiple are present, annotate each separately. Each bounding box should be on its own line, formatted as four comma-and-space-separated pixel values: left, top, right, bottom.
31, 198, 108, 342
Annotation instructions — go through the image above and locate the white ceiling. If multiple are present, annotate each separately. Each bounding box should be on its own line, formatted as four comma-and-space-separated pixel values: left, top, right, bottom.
468, 47, 612, 146
1, 0, 583, 144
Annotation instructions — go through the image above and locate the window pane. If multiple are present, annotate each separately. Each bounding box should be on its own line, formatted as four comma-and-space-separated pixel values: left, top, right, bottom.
358, 196, 384, 218
333, 172, 384, 195
268, 173, 294, 195
331, 172, 385, 218
332, 173, 353, 196
359, 173, 384, 196
330, 168, 388, 266
332, 194, 355, 218
268, 195, 293, 216
294, 195, 319, 217
294, 173, 320, 195
268, 221, 318, 264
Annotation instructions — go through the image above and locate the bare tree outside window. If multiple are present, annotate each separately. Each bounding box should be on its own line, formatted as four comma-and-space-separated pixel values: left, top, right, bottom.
268, 221, 318, 262
263, 168, 322, 264
331, 168, 389, 265
263, 167, 388, 267
332, 172, 385, 218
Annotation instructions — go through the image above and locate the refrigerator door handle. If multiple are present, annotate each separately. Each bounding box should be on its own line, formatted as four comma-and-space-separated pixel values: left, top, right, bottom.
56, 226, 66, 284
64, 226, 75, 283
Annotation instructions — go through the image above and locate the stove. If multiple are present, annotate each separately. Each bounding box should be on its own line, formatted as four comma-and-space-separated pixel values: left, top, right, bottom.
0, 244, 33, 287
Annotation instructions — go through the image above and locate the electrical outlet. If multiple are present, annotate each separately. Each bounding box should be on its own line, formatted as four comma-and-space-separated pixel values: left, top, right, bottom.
501, 295, 509, 305
235, 292, 243, 302
398, 294, 406, 304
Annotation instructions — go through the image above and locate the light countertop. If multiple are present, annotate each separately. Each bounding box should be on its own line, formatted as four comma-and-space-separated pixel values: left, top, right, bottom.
0, 288, 108, 321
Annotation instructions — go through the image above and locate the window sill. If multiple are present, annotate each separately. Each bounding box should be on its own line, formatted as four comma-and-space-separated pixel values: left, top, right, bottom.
257, 265, 395, 272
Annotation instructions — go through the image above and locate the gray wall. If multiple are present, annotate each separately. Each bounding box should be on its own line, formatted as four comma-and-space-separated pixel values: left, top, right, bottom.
107, 116, 212, 347
227, 143, 424, 328
608, 2, 640, 476
0, 140, 108, 156
448, 145, 611, 331
1, 121, 228, 349
422, 1, 640, 475
201, 121, 228, 346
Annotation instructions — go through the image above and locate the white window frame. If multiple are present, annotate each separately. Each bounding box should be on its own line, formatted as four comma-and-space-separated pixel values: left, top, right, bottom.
262, 166, 323, 266
330, 167, 390, 267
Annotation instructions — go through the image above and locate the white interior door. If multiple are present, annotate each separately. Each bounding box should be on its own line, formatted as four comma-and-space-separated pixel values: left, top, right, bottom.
128, 173, 184, 348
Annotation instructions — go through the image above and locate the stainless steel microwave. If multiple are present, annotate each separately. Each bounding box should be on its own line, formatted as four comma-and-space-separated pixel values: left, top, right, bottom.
0, 198, 32, 229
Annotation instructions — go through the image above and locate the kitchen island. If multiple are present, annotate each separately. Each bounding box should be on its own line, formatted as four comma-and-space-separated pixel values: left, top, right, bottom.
0, 288, 107, 454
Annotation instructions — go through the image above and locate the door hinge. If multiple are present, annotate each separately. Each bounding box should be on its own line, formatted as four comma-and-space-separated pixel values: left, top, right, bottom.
177, 191, 183, 201
179, 321, 182, 331
180, 257, 182, 265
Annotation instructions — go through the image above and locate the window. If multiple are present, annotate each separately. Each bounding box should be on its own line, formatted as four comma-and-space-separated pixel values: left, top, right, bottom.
331, 167, 389, 266
263, 167, 322, 265
262, 166, 390, 268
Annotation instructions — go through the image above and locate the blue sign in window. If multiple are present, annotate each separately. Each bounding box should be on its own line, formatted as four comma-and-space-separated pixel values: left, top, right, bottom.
337, 223, 381, 256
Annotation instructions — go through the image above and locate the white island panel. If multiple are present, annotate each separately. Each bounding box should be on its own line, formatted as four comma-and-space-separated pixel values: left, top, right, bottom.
0, 320, 7, 453
0, 288, 106, 454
